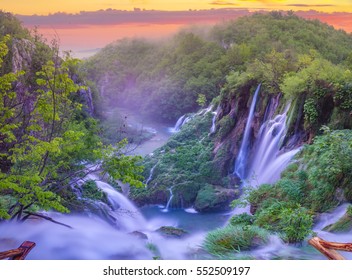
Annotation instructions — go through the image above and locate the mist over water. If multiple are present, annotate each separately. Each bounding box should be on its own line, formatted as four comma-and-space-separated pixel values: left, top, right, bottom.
0, 90, 348, 260
0, 173, 227, 260
248, 107, 301, 186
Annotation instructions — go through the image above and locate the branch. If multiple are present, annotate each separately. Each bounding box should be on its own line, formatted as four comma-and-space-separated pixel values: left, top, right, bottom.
308, 237, 350, 260
0, 241, 36, 260
22, 211, 73, 229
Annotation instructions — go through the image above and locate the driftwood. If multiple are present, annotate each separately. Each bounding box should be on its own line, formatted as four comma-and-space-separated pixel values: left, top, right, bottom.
309, 236, 352, 260
0, 241, 36, 260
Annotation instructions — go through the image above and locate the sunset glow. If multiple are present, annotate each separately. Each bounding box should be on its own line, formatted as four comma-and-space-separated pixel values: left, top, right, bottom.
2, 0, 352, 14
2, 1, 352, 58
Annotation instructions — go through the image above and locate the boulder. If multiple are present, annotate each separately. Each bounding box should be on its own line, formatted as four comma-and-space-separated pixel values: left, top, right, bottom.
194, 185, 238, 212
156, 226, 188, 238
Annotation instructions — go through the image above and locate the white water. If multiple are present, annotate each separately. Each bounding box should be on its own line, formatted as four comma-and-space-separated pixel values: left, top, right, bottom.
209, 106, 219, 134
169, 114, 194, 133
184, 208, 198, 214
0, 176, 225, 260
312, 203, 352, 259
234, 84, 261, 181
170, 105, 214, 134
161, 187, 174, 212
169, 115, 186, 133
145, 162, 158, 187
247, 106, 300, 186
92, 177, 148, 231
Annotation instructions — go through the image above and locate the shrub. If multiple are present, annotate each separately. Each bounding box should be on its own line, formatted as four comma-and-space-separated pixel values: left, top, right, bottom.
229, 213, 254, 226
247, 184, 283, 212
278, 207, 313, 243
203, 225, 268, 255
81, 180, 105, 201
254, 201, 313, 243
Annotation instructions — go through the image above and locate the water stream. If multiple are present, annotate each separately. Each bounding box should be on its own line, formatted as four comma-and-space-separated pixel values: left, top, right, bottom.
247, 106, 300, 186
145, 162, 158, 187
209, 106, 219, 134
0, 174, 227, 260
0, 100, 349, 260
161, 187, 174, 213
234, 84, 261, 181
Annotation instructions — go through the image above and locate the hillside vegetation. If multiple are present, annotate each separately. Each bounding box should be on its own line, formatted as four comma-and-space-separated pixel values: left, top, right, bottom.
0, 12, 144, 222
83, 11, 352, 125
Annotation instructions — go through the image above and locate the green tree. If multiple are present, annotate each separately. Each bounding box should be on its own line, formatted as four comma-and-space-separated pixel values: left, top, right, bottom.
196, 93, 206, 107
0, 38, 144, 222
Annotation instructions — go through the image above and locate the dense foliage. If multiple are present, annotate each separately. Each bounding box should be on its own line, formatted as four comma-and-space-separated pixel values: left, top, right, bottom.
130, 108, 237, 211
83, 11, 352, 126
0, 13, 144, 222
228, 129, 352, 245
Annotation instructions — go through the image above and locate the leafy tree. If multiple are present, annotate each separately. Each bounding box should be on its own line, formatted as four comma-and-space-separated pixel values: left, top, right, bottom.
0, 37, 144, 222
196, 93, 207, 107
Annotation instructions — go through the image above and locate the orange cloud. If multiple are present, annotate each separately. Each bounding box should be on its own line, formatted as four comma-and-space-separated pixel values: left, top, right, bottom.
209, 1, 239, 5
19, 8, 352, 59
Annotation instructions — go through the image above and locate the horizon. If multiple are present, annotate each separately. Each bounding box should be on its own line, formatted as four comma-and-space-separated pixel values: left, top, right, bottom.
3, 2, 352, 58
3, 0, 352, 15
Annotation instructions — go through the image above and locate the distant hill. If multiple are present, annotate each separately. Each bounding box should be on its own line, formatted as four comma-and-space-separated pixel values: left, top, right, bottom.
83, 11, 352, 121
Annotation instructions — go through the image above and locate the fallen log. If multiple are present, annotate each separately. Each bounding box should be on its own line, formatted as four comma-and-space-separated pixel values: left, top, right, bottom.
308, 237, 352, 260
0, 241, 36, 260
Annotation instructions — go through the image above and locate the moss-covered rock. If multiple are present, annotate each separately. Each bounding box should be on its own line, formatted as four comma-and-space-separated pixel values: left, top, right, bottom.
323, 206, 352, 233
129, 184, 168, 206
156, 226, 188, 238
195, 185, 238, 212
131, 109, 227, 210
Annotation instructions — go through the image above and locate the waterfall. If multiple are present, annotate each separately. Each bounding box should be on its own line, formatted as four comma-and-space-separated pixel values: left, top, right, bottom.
210, 106, 220, 134
145, 162, 157, 187
161, 187, 174, 212
247, 106, 300, 186
87, 174, 147, 231
170, 105, 214, 134
169, 115, 186, 133
234, 84, 261, 181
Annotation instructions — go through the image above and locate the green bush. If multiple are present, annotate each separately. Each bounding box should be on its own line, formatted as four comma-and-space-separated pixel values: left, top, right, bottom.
203, 225, 268, 255
278, 207, 313, 243
254, 201, 312, 243
81, 180, 105, 201
247, 184, 283, 212
229, 213, 254, 227
195, 185, 217, 210
276, 178, 304, 204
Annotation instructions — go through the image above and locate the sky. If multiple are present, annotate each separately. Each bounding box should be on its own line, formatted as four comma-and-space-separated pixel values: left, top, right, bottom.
2, 1, 352, 58
2, 0, 352, 14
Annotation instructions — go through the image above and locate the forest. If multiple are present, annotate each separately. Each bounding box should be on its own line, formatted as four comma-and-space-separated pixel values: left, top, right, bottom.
0, 10, 351, 260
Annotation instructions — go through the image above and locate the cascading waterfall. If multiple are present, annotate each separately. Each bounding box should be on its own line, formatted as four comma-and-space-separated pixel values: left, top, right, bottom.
162, 187, 174, 212
145, 162, 158, 187
247, 106, 300, 186
170, 105, 215, 134
210, 106, 220, 134
0, 175, 224, 259
181, 116, 192, 126
170, 115, 186, 133
87, 174, 147, 231
170, 115, 193, 133
234, 84, 261, 181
